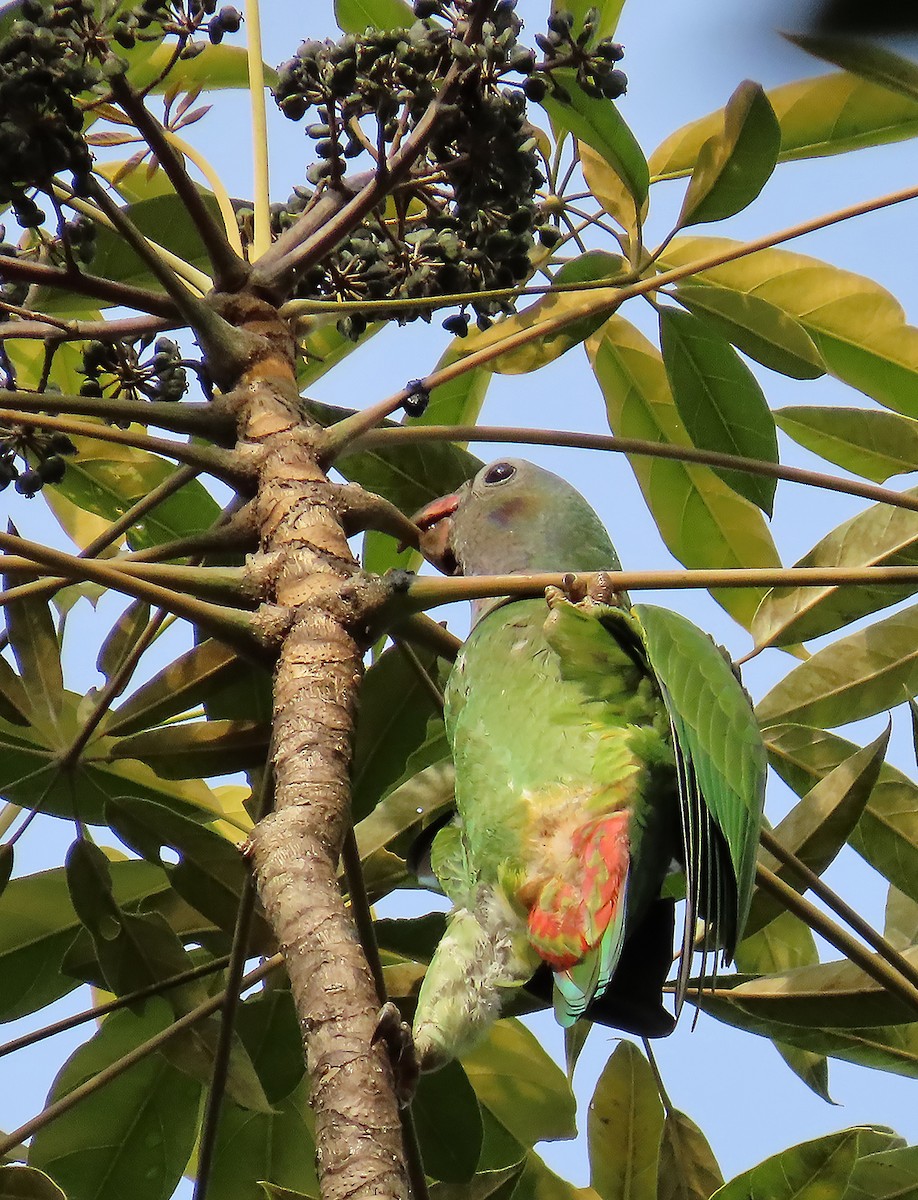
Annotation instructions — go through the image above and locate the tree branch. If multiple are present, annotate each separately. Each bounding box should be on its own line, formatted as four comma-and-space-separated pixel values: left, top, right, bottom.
0, 255, 178, 317
108, 74, 250, 293
0, 389, 235, 441
350, 424, 918, 517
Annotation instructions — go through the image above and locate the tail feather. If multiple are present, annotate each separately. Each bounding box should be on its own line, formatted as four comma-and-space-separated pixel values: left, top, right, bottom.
526, 811, 631, 1026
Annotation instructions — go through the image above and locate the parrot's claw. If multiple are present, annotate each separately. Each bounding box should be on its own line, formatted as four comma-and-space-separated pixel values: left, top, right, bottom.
372, 1001, 420, 1106
587, 571, 629, 610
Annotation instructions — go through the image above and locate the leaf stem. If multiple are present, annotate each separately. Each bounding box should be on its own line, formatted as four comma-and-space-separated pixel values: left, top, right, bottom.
0, 955, 283, 1159
754, 864, 918, 1017
759, 828, 918, 995
0, 407, 246, 484
403, 566, 918, 611
243, 0, 271, 260
162, 132, 246, 258
352, 424, 918, 516
0, 955, 233, 1061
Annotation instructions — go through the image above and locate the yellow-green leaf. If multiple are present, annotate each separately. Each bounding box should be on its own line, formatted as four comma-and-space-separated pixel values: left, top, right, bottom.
659, 237, 918, 419
775, 406, 918, 482
588, 1041, 663, 1200
580, 142, 648, 233
677, 81, 780, 228
650, 73, 918, 180
764, 724, 918, 904
657, 1110, 723, 1200
675, 285, 824, 380
756, 605, 918, 728
788, 34, 918, 104
751, 488, 918, 649
709, 1130, 859, 1200
586, 315, 781, 628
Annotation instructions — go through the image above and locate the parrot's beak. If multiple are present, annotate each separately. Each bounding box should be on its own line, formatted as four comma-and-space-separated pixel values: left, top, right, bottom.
411, 492, 460, 574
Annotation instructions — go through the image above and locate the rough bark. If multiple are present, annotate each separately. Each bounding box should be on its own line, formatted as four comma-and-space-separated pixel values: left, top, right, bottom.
226, 295, 407, 1200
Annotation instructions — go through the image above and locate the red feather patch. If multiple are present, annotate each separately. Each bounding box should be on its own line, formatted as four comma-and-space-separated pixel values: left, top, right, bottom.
527, 811, 630, 970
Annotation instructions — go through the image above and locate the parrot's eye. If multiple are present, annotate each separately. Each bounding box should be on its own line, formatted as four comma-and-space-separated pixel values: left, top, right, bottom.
483, 462, 516, 485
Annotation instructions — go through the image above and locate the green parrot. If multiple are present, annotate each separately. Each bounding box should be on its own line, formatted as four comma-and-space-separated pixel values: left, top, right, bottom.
407, 458, 766, 1073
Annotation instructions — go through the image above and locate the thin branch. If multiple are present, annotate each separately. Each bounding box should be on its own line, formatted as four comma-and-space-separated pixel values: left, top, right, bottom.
193, 767, 270, 1200
755, 864, 918, 1017
0, 389, 235, 440
0, 408, 247, 484
0, 528, 258, 650
108, 74, 249, 292
0, 955, 233, 1061
393, 638, 444, 709
351, 424, 918, 516
0, 956, 283, 1159
0, 253, 177, 317
403, 566, 918, 611
0, 313, 177, 343
759, 828, 918, 995
327, 182, 918, 444
0, 465, 201, 629
244, 0, 271, 259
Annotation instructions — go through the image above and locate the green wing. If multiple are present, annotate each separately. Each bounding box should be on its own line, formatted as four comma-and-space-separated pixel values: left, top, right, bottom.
634, 605, 765, 969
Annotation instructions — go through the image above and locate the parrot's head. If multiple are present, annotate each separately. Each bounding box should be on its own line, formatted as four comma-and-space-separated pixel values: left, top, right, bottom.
412, 458, 622, 579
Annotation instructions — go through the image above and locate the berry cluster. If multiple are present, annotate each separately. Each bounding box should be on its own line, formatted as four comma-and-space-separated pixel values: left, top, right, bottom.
111, 0, 237, 57
270, 1, 627, 337
0, 0, 103, 224
0, 232, 29, 309
526, 8, 626, 103
0, 425, 76, 497
272, 0, 552, 335
79, 336, 189, 406
48, 213, 98, 269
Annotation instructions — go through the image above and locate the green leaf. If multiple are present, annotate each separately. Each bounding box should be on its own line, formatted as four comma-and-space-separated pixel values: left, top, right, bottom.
351, 644, 444, 822
97, 600, 151, 687
750, 489, 918, 650
675, 285, 824, 380
659, 307, 778, 513
677, 81, 780, 228
657, 1110, 723, 1200
885, 885, 918, 951
744, 728, 890, 937
456, 251, 625, 376
0, 858, 168, 1021
208, 1074, 319, 1200
636, 603, 766, 937
788, 34, 918, 104
138, 41, 272, 92
2, 575, 64, 738
28, 1003, 201, 1200
580, 142, 647, 233
649, 74, 918, 179
108, 639, 250, 736
355, 759, 454, 862
735, 911, 832, 1101
462, 1019, 577, 1146
0, 1166, 67, 1200
765, 724, 918, 904
698, 992, 918, 1078
553, 0, 624, 40
0, 652, 31, 727
334, 0, 414, 32
543, 73, 649, 205
846, 1145, 918, 1200
756, 605, 918, 728
707, 950, 918, 1027
659, 238, 918, 420
111, 718, 269, 779
709, 1129, 859, 1200
428, 1162, 527, 1200
588, 1041, 663, 1200
775, 406, 918, 482
586, 315, 782, 628
105, 796, 251, 937
412, 1061, 483, 1182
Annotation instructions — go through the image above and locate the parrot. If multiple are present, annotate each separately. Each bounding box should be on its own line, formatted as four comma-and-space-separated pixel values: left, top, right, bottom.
406, 457, 766, 1073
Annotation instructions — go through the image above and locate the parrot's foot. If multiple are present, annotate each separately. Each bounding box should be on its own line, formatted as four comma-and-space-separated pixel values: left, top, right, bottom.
587, 571, 629, 610
372, 1001, 420, 1106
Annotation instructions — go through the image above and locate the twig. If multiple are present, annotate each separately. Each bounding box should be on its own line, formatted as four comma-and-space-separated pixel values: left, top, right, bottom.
0, 389, 234, 440
0, 253, 177, 317
0, 956, 284, 1158
351, 424, 918, 516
